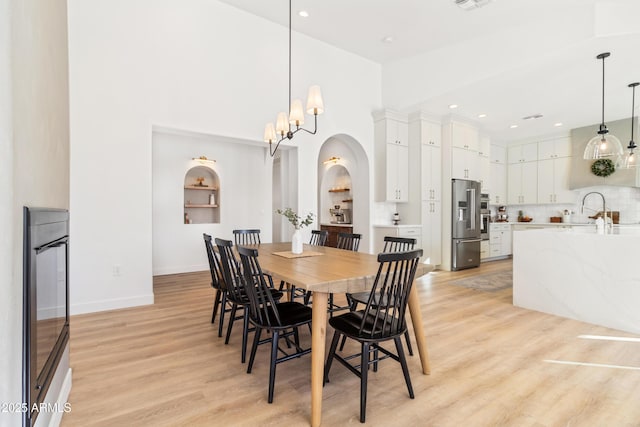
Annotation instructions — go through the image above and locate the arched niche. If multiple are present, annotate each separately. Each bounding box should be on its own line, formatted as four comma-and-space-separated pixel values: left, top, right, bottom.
183, 165, 220, 224
317, 134, 370, 252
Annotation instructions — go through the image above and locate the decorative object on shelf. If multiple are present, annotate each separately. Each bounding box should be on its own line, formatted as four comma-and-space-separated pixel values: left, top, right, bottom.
263, 0, 324, 157
195, 177, 208, 187
591, 158, 615, 177
393, 212, 400, 225
323, 156, 340, 165
583, 52, 624, 162
209, 193, 216, 205
623, 82, 639, 168
276, 207, 315, 254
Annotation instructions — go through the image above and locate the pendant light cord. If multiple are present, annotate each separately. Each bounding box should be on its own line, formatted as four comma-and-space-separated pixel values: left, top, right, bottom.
288, 0, 292, 120
601, 55, 605, 126
632, 84, 635, 143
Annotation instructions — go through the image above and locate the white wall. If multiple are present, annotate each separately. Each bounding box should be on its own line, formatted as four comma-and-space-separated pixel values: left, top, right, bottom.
1, 0, 70, 425
152, 129, 273, 275
67, 0, 382, 313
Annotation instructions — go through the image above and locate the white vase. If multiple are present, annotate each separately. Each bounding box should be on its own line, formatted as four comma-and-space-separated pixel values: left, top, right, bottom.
291, 228, 303, 254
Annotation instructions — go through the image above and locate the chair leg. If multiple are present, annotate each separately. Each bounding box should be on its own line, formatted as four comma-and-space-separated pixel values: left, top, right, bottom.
360, 342, 370, 423
211, 289, 221, 323
323, 330, 341, 385
303, 291, 312, 306
394, 337, 414, 399
241, 307, 250, 363
247, 327, 262, 374
329, 294, 334, 318
225, 304, 237, 344
218, 292, 227, 338
404, 330, 414, 356
268, 331, 280, 403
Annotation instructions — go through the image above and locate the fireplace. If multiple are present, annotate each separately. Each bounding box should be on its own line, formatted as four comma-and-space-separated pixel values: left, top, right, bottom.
22, 207, 69, 427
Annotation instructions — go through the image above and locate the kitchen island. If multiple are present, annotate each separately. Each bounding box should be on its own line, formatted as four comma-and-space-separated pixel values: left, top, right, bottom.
513, 227, 640, 334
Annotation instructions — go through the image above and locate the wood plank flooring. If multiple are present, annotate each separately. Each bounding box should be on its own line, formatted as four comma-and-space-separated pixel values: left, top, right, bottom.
61, 259, 640, 426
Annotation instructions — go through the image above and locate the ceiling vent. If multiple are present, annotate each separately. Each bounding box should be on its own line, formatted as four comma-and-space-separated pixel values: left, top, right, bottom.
454, 0, 492, 11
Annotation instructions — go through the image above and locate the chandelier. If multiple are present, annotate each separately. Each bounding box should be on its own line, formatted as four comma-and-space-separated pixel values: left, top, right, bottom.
263, 0, 324, 157
583, 52, 624, 162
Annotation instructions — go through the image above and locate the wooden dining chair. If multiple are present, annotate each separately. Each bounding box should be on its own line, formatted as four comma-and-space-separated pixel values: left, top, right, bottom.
279, 229, 329, 301
237, 246, 313, 404
233, 229, 261, 246
343, 236, 417, 355
308, 232, 362, 315
203, 233, 233, 338
324, 249, 423, 423
215, 237, 282, 363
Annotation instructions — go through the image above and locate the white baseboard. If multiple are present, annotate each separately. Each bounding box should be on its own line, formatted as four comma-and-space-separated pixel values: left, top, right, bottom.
153, 263, 208, 276
48, 368, 72, 427
70, 294, 154, 315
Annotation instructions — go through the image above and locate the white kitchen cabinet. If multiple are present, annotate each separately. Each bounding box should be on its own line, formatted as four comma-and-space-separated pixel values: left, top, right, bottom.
452, 146, 480, 181
451, 122, 479, 151
374, 112, 409, 202
537, 136, 571, 160
421, 201, 442, 265
479, 154, 490, 192
537, 156, 573, 203
489, 162, 506, 205
478, 136, 490, 158
508, 142, 538, 164
488, 223, 511, 258
372, 225, 422, 254
421, 142, 441, 201
490, 144, 507, 165
480, 240, 490, 260
508, 161, 537, 205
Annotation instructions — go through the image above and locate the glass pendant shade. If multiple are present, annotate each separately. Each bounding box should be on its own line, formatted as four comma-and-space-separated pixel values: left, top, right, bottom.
583, 133, 623, 160
264, 122, 276, 143
275, 112, 289, 135
289, 99, 305, 126
306, 85, 324, 115
623, 147, 636, 168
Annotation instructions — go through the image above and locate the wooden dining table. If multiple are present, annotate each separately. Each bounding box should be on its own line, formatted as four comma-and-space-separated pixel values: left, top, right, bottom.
248, 242, 434, 427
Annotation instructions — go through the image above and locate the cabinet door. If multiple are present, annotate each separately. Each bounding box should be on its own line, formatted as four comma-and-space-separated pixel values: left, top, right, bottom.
386, 143, 399, 201
501, 227, 512, 255
554, 157, 573, 203
479, 155, 490, 192
490, 144, 506, 164
521, 161, 538, 204
478, 136, 490, 158
451, 147, 468, 180
422, 201, 442, 265
537, 159, 555, 203
490, 162, 506, 205
521, 143, 538, 162
507, 163, 522, 204
396, 144, 409, 202
423, 121, 441, 147
422, 143, 441, 201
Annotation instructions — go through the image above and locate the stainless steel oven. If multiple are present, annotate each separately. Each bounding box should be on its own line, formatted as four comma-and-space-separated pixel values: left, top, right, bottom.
480, 193, 490, 240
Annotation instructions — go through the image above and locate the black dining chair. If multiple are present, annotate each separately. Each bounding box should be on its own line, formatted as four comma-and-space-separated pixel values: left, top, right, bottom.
203, 233, 233, 337
323, 249, 423, 423
215, 238, 283, 363
233, 229, 261, 246
279, 229, 329, 301
343, 236, 417, 355
305, 232, 362, 314
237, 246, 313, 404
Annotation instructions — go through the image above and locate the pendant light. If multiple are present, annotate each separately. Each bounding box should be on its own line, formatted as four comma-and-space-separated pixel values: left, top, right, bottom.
263, 0, 324, 157
583, 52, 624, 161
622, 82, 639, 169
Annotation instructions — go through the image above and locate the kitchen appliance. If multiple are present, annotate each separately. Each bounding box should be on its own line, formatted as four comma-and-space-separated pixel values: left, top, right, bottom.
451, 179, 482, 270
480, 193, 490, 240
496, 205, 508, 222
329, 206, 352, 224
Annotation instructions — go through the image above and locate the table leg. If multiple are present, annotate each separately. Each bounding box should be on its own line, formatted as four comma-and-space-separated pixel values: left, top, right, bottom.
408, 285, 431, 375
311, 291, 328, 427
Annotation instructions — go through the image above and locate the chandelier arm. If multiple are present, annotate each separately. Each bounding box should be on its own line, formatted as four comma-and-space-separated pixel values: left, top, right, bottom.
296, 114, 319, 135
269, 136, 285, 157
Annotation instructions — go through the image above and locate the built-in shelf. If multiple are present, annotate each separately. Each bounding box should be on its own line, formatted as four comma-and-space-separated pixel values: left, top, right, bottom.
184, 185, 218, 191
184, 204, 219, 208
184, 166, 220, 224
342, 199, 353, 203
328, 188, 350, 193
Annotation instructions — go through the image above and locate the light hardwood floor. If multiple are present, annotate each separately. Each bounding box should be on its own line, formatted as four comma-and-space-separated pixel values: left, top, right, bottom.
61, 259, 640, 426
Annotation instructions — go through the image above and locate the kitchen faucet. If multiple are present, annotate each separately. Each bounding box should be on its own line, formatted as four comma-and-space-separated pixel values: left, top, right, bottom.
580, 191, 611, 232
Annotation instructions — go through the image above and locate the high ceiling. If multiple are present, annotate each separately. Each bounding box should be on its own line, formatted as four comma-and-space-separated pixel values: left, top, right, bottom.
219, 0, 640, 142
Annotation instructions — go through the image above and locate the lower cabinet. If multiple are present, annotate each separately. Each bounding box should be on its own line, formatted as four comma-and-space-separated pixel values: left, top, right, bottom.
421, 201, 442, 265
320, 225, 353, 248
486, 223, 512, 260
372, 225, 422, 255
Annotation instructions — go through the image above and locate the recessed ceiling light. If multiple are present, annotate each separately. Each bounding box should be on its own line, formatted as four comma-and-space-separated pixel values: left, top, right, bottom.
298, 10, 309, 17
448, 104, 458, 109
554, 122, 563, 127
381, 36, 394, 43
509, 124, 519, 129
477, 113, 487, 118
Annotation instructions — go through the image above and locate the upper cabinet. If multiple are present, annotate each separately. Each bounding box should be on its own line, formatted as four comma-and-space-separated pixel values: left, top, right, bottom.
447, 121, 480, 181
508, 142, 538, 164
489, 145, 507, 205
537, 136, 571, 160
374, 111, 409, 202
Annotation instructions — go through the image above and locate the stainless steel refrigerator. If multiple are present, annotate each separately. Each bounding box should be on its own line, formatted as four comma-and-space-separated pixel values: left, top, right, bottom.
451, 179, 481, 271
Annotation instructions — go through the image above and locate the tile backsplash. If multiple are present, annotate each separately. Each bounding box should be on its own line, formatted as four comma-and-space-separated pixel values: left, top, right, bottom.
490, 185, 640, 224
